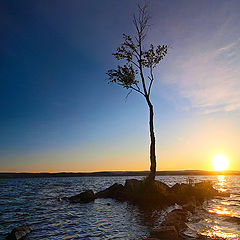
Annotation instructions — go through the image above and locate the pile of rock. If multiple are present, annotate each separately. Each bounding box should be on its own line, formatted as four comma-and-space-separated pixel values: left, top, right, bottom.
64, 179, 226, 239
65, 178, 224, 208
149, 208, 191, 239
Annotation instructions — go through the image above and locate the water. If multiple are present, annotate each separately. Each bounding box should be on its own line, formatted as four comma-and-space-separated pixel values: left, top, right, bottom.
0, 175, 239, 239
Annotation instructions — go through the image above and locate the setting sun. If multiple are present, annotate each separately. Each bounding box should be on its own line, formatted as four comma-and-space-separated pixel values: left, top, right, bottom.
212, 154, 229, 171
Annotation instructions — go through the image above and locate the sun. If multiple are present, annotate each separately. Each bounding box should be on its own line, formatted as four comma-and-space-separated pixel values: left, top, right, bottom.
212, 154, 229, 171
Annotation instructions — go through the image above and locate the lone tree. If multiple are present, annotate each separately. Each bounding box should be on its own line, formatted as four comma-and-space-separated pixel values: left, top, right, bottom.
107, 3, 168, 181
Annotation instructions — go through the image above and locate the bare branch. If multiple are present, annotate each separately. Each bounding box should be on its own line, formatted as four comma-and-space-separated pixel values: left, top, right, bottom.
148, 66, 154, 96
125, 89, 132, 102
130, 86, 145, 96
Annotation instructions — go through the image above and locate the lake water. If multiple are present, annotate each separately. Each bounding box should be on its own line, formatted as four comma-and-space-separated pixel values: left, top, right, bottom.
0, 175, 239, 239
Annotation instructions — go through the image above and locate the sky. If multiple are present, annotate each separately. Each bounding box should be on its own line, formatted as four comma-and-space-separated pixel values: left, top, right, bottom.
1, 0, 240, 172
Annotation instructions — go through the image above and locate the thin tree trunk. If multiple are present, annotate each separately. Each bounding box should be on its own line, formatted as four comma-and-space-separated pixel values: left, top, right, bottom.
147, 99, 156, 181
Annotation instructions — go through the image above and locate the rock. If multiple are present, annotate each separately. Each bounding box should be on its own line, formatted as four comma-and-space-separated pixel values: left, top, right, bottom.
7, 225, 32, 240
96, 183, 125, 200
170, 183, 193, 195
170, 183, 183, 192
154, 180, 170, 192
151, 226, 178, 240
182, 199, 196, 213
124, 179, 141, 191
68, 190, 95, 203
162, 209, 190, 232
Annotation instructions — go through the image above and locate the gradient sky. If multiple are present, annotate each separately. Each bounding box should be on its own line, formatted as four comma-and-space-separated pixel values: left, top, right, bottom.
1, 0, 240, 172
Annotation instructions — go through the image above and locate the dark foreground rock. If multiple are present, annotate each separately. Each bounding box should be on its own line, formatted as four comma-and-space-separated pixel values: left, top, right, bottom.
6, 225, 32, 240
182, 199, 196, 213
149, 208, 191, 239
67, 178, 224, 208
96, 183, 125, 200
161, 209, 190, 232
68, 190, 95, 203
150, 225, 178, 240
124, 179, 170, 206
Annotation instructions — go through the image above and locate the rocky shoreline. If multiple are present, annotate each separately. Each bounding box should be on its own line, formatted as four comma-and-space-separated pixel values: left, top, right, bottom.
64, 178, 229, 240
7, 179, 229, 240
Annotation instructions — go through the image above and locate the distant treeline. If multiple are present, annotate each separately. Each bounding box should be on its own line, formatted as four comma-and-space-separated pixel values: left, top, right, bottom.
0, 170, 239, 179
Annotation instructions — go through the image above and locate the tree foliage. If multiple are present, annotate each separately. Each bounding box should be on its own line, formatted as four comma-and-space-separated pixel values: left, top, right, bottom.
107, 4, 167, 99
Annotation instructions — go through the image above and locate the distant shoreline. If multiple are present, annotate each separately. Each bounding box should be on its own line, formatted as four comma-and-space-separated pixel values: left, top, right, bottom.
0, 170, 240, 179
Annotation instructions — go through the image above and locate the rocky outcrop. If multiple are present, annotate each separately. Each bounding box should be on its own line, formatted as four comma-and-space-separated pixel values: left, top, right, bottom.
66, 179, 224, 210
96, 183, 125, 200
6, 225, 32, 240
63, 179, 226, 239
68, 190, 95, 203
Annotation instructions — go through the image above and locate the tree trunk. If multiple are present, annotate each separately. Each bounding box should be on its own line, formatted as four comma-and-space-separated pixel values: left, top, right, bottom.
147, 100, 156, 181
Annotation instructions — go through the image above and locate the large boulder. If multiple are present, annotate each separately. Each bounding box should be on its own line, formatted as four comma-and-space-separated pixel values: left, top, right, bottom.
169, 181, 221, 205
151, 226, 178, 240
68, 190, 95, 203
96, 183, 125, 200
7, 225, 32, 240
161, 209, 190, 232
124, 179, 170, 206
124, 179, 142, 192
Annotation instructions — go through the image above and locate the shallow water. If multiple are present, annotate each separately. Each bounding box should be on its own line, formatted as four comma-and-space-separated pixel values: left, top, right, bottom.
0, 175, 239, 239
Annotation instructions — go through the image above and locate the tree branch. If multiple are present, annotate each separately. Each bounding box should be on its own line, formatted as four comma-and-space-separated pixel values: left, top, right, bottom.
130, 86, 145, 96
148, 66, 154, 96
125, 89, 132, 102
130, 60, 140, 69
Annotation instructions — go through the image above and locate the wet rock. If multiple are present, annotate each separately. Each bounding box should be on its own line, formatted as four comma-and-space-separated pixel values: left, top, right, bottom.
155, 180, 170, 191
151, 226, 178, 240
7, 225, 32, 240
68, 190, 95, 203
96, 183, 125, 200
125, 179, 141, 191
162, 209, 190, 232
182, 198, 196, 213
170, 183, 188, 193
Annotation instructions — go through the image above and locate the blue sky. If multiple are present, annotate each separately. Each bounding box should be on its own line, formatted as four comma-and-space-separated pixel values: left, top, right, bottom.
1, 0, 240, 172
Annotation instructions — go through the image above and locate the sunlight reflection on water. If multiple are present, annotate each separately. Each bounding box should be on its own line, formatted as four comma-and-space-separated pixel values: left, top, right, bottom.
202, 225, 238, 239
217, 175, 228, 192
184, 175, 240, 239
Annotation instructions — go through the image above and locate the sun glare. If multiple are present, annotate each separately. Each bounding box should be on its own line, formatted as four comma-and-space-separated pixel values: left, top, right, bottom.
212, 154, 229, 171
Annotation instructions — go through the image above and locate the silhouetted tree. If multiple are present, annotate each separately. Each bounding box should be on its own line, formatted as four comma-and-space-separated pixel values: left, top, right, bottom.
107, 3, 168, 181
